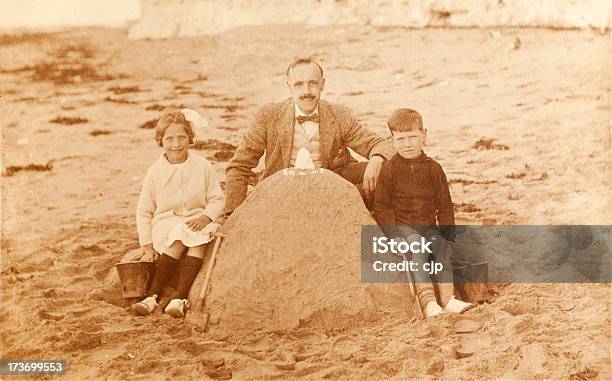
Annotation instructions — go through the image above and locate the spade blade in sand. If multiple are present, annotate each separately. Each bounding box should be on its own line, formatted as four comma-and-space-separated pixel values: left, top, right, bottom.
295, 148, 315, 169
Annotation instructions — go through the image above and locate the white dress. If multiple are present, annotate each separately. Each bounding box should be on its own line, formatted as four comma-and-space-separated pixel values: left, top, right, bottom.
164, 206, 215, 249
136, 152, 225, 254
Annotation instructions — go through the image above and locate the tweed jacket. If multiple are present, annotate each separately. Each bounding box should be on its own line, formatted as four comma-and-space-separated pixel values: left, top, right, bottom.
225, 98, 395, 213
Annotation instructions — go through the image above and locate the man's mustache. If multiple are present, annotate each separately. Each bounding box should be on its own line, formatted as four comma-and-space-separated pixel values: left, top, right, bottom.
300, 95, 315, 100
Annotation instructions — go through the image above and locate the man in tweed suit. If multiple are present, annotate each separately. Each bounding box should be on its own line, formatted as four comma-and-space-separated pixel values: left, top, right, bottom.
225, 58, 395, 214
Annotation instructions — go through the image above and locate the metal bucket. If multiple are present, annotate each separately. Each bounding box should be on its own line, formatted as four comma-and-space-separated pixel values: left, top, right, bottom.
115, 261, 155, 299
454, 261, 489, 283
453, 262, 491, 303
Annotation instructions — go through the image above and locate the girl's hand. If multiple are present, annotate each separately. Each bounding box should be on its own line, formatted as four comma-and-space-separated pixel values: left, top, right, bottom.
141, 245, 159, 262
186, 215, 212, 232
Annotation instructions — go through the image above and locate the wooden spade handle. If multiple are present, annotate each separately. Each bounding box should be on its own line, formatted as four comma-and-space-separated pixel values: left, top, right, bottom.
198, 234, 225, 303
402, 253, 425, 320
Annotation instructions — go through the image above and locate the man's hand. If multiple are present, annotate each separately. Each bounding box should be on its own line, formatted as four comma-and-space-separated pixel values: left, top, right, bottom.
202, 222, 222, 237
140, 244, 159, 262
363, 155, 385, 197
186, 214, 212, 232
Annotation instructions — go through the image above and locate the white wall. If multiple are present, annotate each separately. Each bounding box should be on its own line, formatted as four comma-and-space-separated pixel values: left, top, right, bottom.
0, 0, 141, 29
129, 0, 611, 39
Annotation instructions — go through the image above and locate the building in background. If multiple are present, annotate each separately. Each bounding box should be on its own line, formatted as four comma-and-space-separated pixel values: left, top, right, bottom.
128, 0, 611, 39
0, 0, 609, 36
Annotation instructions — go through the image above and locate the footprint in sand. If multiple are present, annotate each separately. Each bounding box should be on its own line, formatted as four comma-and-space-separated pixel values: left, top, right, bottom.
38, 309, 65, 321
453, 319, 481, 333
88, 288, 129, 308
454, 332, 492, 359
63, 331, 102, 352
70, 243, 107, 259
501, 299, 543, 316
42, 298, 74, 308
64, 265, 85, 276
516, 343, 547, 377
332, 335, 363, 358
510, 314, 538, 335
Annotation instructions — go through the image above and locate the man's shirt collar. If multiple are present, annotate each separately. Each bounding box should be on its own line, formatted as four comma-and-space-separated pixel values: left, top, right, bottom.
295, 103, 319, 118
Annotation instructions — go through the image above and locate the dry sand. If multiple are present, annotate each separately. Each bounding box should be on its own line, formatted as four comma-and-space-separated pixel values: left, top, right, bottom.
1, 25, 611, 379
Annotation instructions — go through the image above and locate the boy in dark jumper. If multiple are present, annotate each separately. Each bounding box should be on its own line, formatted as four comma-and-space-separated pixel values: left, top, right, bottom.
374, 108, 472, 318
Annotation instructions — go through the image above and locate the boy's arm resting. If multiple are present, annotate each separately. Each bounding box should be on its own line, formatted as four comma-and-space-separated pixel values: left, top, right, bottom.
202, 162, 226, 222
225, 109, 268, 214
434, 164, 456, 242
136, 172, 156, 247
373, 162, 403, 238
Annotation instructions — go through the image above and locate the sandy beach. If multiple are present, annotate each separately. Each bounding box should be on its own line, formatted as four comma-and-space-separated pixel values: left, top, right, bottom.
1, 24, 610, 379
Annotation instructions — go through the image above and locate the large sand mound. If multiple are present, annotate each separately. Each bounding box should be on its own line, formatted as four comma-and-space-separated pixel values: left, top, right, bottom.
191, 169, 412, 332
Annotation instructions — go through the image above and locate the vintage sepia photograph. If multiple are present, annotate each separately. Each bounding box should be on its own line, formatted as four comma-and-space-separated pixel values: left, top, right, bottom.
1, 0, 610, 379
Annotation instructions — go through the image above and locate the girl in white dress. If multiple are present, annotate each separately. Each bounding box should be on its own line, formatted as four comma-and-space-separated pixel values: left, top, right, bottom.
132, 109, 225, 318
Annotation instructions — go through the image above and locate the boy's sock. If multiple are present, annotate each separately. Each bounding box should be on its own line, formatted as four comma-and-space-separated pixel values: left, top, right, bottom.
148, 254, 179, 296
424, 301, 444, 318
436, 282, 455, 308
415, 283, 437, 312
175, 255, 203, 299
416, 283, 436, 305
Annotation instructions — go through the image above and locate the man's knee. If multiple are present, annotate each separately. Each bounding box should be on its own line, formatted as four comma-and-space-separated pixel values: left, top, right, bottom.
336, 162, 368, 185
333, 161, 372, 210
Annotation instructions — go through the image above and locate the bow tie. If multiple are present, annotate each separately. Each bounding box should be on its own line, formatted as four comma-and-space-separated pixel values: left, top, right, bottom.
296, 113, 319, 124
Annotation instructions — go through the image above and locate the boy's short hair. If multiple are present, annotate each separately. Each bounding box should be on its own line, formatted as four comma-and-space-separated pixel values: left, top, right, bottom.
387, 108, 424, 133
154, 109, 196, 147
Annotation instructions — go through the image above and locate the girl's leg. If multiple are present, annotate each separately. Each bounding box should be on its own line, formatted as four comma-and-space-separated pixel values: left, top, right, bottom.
174, 245, 206, 299
133, 241, 188, 315
148, 241, 187, 296
165, 245, 206, 318
164, 241, 188, 260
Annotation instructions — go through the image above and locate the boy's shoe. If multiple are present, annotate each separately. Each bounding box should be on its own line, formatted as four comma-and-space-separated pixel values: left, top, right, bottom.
164, 299, 189, 318
444, 297, 474, 314
423, 301, 444, 318
131, 295, 158, 316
